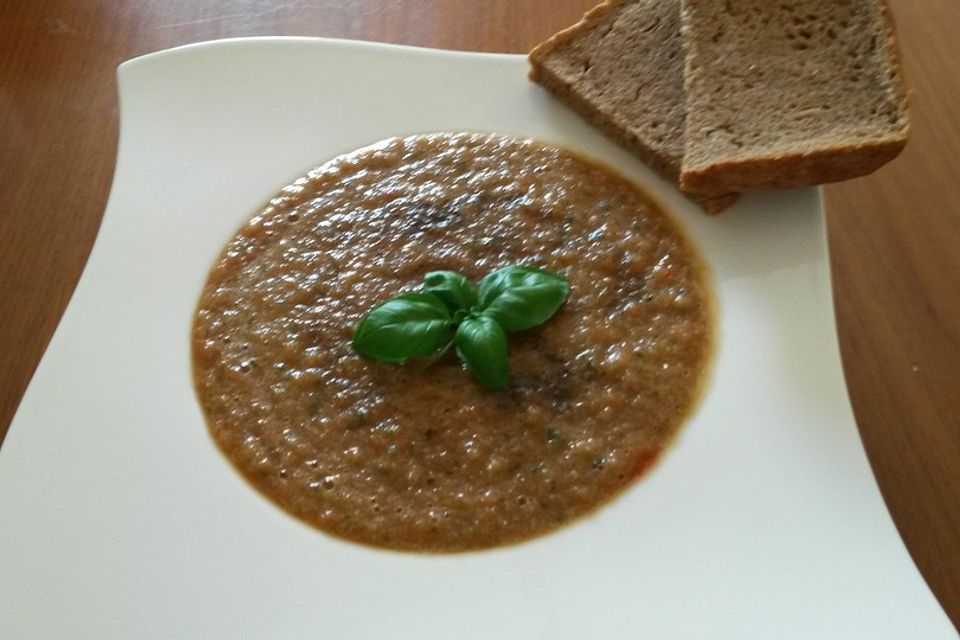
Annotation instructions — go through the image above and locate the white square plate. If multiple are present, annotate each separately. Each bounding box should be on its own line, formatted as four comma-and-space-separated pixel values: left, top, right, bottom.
0, 38, 952, 638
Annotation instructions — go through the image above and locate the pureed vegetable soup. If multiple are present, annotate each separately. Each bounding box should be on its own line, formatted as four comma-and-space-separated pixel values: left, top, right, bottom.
192, 133, 713, 551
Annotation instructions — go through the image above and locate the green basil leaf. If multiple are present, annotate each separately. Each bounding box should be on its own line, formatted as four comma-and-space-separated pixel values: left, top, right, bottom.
422, 271, 478, 312
455, 315, 509, 390
352, 293, 452, 363
476, 265, 569, 332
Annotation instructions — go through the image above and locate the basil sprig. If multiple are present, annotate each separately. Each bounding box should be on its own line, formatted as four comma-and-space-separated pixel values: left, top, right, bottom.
351, 265, 569, 389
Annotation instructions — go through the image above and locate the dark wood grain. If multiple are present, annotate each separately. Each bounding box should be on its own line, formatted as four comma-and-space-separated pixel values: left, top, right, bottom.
1, 0, 957, 628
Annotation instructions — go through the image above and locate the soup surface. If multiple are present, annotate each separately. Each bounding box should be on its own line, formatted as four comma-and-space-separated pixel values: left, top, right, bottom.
193, 133, 712, 551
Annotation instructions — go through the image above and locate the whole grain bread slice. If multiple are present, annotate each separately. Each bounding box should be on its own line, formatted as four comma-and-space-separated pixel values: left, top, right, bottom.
680, 0, 910, 194
529, 0, 738, 214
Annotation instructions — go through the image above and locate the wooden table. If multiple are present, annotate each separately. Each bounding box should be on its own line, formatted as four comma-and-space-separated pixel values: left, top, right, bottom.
2, 0, 957, 628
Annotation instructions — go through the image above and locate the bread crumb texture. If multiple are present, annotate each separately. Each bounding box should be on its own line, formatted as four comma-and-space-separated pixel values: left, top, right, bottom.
680, 0, 909, 193
530, 0, 737, 213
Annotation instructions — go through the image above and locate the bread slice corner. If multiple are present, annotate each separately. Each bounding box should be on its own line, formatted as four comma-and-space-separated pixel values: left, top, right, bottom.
529, 0, 738, 214
679, 0, 910, 194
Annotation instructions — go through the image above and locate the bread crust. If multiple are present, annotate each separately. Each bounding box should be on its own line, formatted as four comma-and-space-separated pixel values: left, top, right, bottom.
528, 0, 630, 66
681, 137, 907, 193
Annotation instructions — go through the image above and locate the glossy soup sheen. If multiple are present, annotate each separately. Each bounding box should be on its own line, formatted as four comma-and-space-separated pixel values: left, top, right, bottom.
192, 133, 713, 552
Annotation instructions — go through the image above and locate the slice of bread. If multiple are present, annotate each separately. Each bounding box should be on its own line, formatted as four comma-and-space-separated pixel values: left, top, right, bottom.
529, 0, 738, 214
680, 0, 910, 194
